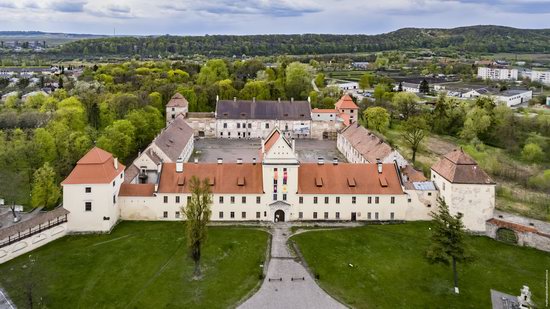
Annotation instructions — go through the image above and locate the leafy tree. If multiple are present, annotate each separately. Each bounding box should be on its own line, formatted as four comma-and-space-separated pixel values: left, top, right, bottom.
373, 83, 391, 104
216, 79, 238, 100
197, 59, 229, 85
314, 73, 325, 88
402, 116, 429, 164
240, 80, 270, 100
56, 97, 87, 131
31, 162, 61, 209
32, 128, 57, 164
426, 198, 470, 294
285, 62, 313, 99
97, 120, 136, 160
183, 176, 213, 279
521, 143, 543, 162
359, 73, 375, 90
126, 106, 164, 150
460, 107, 491, 141
364, 107, 389, 132
392, 92, 419, 120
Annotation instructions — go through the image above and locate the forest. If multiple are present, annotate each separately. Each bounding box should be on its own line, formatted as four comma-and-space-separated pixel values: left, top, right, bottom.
53, 26, 550, 57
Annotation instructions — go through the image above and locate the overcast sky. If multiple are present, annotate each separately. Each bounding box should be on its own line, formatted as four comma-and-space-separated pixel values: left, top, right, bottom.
0, 0, 549, 35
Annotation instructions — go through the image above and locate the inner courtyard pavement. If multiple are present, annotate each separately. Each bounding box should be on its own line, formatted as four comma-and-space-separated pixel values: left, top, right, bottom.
239, 223, 346, 309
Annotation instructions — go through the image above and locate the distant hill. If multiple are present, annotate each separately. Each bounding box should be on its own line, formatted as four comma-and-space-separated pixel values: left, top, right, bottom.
0, 31, 107, 47
16, 25, 550, 55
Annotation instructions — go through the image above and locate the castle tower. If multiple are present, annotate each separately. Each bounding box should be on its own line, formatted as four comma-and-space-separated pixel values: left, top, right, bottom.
430, 149, 495, 232
166, 93, 189, 126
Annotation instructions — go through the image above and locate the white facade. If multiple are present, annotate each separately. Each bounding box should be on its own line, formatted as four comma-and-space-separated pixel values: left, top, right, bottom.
478, 67, 518, 81
311, 110, 337, 122
494, 90, 532, 107
522, 70, 550, 85
0, 223, 67, 264
216, 119, 312, 139
431, 170, 495, 232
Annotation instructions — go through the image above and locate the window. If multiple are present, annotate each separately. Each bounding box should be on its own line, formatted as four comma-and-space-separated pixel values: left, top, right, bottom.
408, 198, 412, 203
85, 202, 92, 211
219, 196, 224, 204
231, 196, 235, 204
175, 211, 180, 218
113, 181, 115, 187
390, 212, 395, 220
242, 212, 246, 219
163, 211, 168, 218
391, 197, 395, 204
264, 211, 267, 217
113, 195, 116, 204
443, 182, 446, 190
375, 212, 379, 220
352, 196, 356, 204
313, 212, 318, 219
163, 196, 168, 203
282, 194, 287, 201
256, 212, 261, 219
265, 123, 269, 129
242, 196, 246, 204
282, 168, 287, 185
237, 123, 241, 129
223, 123, 227, 128
336, 212, 340, 219
228, 132, 231, 137
299, 212, 303, 219
427, 204, 432, 208
367, 212, 371, 220
248, 123, 252, 128
324, 197, 329, 204
256, 196, 261, 204
299, 197, 303, 204
172, 107, 175, 111
219, 211, 224, 219
273, 193, 277, 201
368, 196, 372, 204
428, 192, 432, 196
230, 212, 235, 219
187, 196, 191, 203
375, 197, 379, 204
336, 197, 340, 204
324, 212, 328, 219
85, 187, 91, 193
176, 196, 180, 203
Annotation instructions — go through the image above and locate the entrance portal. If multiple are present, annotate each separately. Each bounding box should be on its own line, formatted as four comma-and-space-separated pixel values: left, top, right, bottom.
274, 210, 285, 222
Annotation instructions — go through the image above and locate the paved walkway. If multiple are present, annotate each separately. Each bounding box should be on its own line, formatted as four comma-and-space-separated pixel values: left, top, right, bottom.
239, 223, 345, 309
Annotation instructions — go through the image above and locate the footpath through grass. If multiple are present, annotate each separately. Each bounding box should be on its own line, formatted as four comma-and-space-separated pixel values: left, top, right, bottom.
292, 222, 550, 308
0, 221, 268, 308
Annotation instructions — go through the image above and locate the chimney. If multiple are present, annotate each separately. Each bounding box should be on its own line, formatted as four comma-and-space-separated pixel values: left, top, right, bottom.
194, 157, 198, 164
217, 158, 223, 164
114, 157, 118, 170
333, 158, 339, 165
278, 98, 281, 103
252, 157, 257, 165
376, 159, 382, 174
292, 139, 296, 152
261, 139, 265, 154
318, 157, 324, 165
307, 96, 311, 104
176, 157, 184, 173
237, 158, 243, 164
216, 95, 219, 103
253, 97, 256, 103
233, 97, 237, 102
291, 97, 294, 103
157, 162, 162, 174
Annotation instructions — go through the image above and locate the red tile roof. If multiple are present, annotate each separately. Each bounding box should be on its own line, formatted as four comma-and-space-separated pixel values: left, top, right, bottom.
62, 147, 125, 185
264, 129, 281, 154
340, 124, 395, 163
166, 93, 189, 108
312, 108, 337, 113
119, 183, 155, 196
298, 163, 404, 195
431, 149, 494, 184
158, 163, 264, 194
335, 94, 359, 110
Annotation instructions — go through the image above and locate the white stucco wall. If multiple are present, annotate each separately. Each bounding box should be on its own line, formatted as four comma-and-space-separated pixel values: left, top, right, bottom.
0, 223, 67, 264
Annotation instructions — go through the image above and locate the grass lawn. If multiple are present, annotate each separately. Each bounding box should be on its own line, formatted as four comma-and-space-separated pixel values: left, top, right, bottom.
292, 222, 550, 308
0, 221, 268, 308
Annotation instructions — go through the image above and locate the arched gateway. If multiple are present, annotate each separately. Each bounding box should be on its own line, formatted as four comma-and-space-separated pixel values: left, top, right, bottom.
274, 210, 285, 222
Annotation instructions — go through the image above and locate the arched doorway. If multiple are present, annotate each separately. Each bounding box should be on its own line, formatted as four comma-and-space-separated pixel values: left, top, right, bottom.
496, 228, 518, 244
274, 210, 285, 222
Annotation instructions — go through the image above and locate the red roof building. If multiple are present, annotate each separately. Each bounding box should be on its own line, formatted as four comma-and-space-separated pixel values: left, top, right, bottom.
62, 147, 125, 185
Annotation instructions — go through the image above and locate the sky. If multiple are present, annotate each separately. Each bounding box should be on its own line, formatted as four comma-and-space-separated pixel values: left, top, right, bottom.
0, 0, 549, 35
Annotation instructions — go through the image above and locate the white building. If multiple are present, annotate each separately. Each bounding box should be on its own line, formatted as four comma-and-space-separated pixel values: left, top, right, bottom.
522, 70, 550, 85
337, 124, 408, 167
493, 89, 532, 107
166, 93, 189, 126
311, 108, 338, 122
478, 67, 518, 81
125, 114, 194, 184
333, 81, 359, 91
431, 149, 495, 232
61, 147, 125, 233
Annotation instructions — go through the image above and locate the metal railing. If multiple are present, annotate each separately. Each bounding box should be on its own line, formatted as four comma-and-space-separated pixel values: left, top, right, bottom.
0, 215, 67, 249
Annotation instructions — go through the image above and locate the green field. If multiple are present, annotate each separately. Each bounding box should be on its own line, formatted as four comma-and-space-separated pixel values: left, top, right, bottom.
327, 70, 372, 82
292, 222, 550, 308
0, 222, 268, 308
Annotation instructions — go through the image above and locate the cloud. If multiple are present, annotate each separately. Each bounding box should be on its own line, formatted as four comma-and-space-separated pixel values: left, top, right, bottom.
50, 0, 86, 13
159, 3, 188, 12
0, 1, 16, 8
192, 0, 322, 17
446, 0, 550, 14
